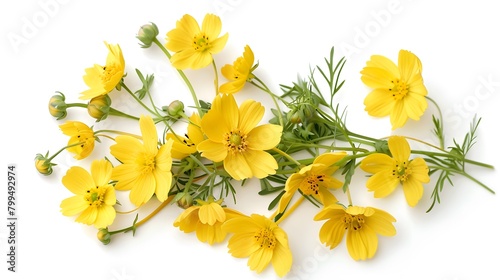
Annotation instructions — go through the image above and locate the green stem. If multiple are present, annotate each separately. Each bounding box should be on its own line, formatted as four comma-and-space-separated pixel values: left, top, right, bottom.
94, 129, 142, 139
108, 195, 174, 235
47, 141, 86, 161
120, 82, 159, 117
212, 60, 219, 95
413, 150, 495, 169
272, 147, 302, 167
428, 166, 495, 194
252, 77, 284, 127
426, 96, 445, 149
108, 107, 140, 120
152, 38, 202, 117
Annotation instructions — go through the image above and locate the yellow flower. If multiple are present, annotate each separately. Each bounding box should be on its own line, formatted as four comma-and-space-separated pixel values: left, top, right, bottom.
361, 50, 428, 130
360, 136, 430, 207
80, 42, 125, 100
166, 14, 228, 70
110, 115, 174, 206
222, 214, 293, 277
314, 204, 396, 261
277, 152, 346, 214
59, 121, 95, 160
219, 45, 255, 94
60, 159, 116, 228
166, 113, 204, 159
174, 197, 244, 245
197, 94, 282, 180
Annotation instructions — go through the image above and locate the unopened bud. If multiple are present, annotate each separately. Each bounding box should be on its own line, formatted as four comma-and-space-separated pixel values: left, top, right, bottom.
137, 22, 159, 48
48, 92, 67, 120
87, 95, 111, 121
164, 100, 185, 117
97, 228, 111, 245
35, 153, 54, 176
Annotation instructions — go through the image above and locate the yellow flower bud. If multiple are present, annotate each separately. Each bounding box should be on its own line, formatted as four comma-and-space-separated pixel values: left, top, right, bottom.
48, 92, 67, 120
137, 22, 159, 48
87, 95, 111, 121
164, 100, 185, 117
34, 153, 54, 176
97, 228, 111, 245
175, 192, 193, 209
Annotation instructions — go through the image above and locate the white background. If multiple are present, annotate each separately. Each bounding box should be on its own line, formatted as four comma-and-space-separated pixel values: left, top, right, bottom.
1, 1, 499, 280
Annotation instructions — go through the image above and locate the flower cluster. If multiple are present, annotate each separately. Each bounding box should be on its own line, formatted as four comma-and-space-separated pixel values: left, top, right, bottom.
38, 13, 494, 277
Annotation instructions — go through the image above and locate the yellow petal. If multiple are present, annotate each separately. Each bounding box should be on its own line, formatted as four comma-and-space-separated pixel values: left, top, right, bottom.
398, 50, 422, 82
209, 33, 229, 54
366, 171, 400, 198
198, 203, 226, 225
409, 158, 430, 183
227, 232, 260, 257
201, 14, 222, 40
365, 208, 396, 236
318, 218, 346, 249
402, 177, 424, 207
242, 149, 278, 179
224, 152, 252, 180
60, 196, 88, 216
197, 140, 227, 162
111, 164, 141, 190
360, 153, 394, 174
388, 136, 410, 163
174, 206, 200, 233
238, 100, 264, 135
403, 93, 428, 120
271, 243, 293, 277
128, 173, 155, 206
62, 166, 93, 195
346, 226, 378, 260
139, 115, 158, 155
93, 205, 116, 228
390, 100, 408, 129
110, 136, 144, 163
90, 159, 112, 187
75, 206, 98, 226
153, 168, 172, 202
248, 247, 273, 273
364, 89, 396, 117
246, 124, 282, 151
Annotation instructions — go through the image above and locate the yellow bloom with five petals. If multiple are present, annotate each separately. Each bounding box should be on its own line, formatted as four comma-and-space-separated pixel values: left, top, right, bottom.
174, 197, 244, 245
222, 214, 293, 277
277, 152, 346, 214
80, 42, 125, 100
360, 136, 430, 207
59, 121, 95, 160
219, 45, 255, 94
361, 50, 428, 129
110, 115, 174, 206
166, 113, 204, 159
166, 13, 228, 70
314, 204, 396, 261
60, 159, 116, 228
197, 93, 282, 180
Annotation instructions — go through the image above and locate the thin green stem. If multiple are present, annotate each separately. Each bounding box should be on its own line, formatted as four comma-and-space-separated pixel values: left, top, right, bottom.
212, 60, 219, 95
426, 96, 445, 149
413, 150, 494, 169
272, 147, 302, 167
152, 38, 202, 116
120, 82, 159, 117
252, 76, 284, 127
47, 141, 86, 161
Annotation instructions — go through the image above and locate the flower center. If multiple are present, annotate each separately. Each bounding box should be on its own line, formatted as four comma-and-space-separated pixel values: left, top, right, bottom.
392, 160, 411, 182
193, 33, 210, 51
254, 228, 276, 249
342, 214, 365, 231
300, 175, 325, 195
224, 130, 247, 153
85, 186, 107, 207
101, 64, 120, 85
390, 79, 409, 100
138, 153, 156, 173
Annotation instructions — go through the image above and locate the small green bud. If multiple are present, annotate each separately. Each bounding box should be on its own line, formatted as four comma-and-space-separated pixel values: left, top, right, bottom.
137, 22, 159, 48
175, 192, 193, 209
87, 95, 111, 121
34, 153, 54, 176
164, 100, 185, 117
97, 228, 111, 245
289, 111, 302, 124
48, 92, 67, 120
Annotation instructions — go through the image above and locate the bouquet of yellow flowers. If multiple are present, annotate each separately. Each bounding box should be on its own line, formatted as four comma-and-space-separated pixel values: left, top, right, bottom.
36, 13, 494, 277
